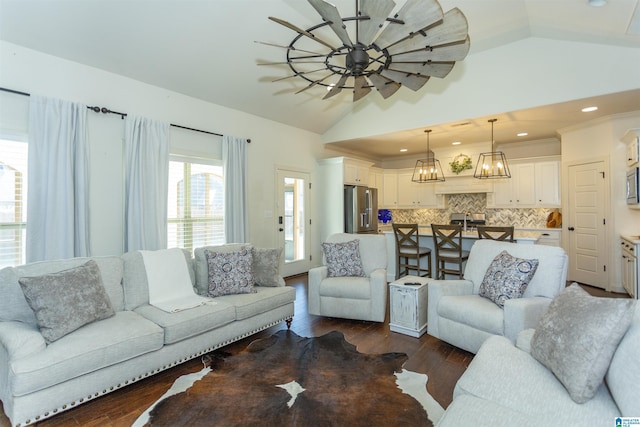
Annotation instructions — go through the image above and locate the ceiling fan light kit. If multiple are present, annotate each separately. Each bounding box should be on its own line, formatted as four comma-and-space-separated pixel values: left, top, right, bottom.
412, 129, 445, 183
474, 119, 511, 179
261, 0, 470, 102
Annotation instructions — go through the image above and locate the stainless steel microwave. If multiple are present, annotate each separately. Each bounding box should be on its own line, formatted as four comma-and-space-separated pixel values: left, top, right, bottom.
628, 167, 639, 205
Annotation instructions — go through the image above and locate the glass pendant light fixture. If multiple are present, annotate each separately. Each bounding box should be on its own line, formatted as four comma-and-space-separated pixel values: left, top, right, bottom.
412, 129, 445, 183
474, 118, 511, 179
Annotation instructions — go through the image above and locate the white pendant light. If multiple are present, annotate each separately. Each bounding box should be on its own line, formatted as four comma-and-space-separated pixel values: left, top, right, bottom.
412, 129, 445, 183
474, 119, 511, 179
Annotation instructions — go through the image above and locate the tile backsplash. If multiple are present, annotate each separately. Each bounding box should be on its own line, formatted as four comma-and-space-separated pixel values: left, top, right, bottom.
388, 193, 559, 229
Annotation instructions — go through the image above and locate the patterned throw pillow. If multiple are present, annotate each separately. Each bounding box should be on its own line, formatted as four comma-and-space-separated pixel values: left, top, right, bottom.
18, 260, 115, 344
479, 250, 539, 308
531, 283, 635, 403
321, 239, 365, 277
205, 246, 256, 297
252, 247, 285, 287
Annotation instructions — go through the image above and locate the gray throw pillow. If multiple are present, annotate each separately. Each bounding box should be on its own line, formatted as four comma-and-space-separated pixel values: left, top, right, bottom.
321, 239, 365, 277
18, 260, 116, 344
479, 250, 539, 308
252, 247, 285, 287
531, 283, 635, 403
205, 246, 256, 297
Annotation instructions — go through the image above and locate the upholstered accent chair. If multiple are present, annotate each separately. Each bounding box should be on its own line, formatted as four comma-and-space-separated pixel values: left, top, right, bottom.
427, 239, 568, 354
308, 233, 387, 322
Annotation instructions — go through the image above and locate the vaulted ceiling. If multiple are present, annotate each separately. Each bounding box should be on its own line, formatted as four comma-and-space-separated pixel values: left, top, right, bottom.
1, 0, 639, 159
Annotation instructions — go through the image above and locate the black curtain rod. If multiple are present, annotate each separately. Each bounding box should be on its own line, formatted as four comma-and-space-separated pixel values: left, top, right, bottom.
0, 86, 250, 143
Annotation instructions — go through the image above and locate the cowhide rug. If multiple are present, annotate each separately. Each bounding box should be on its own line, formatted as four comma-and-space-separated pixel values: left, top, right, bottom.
133, 330, 444, 426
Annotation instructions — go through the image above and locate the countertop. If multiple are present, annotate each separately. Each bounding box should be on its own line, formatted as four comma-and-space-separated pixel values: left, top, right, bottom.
622, 235, 640, 244
380, 227, 541, 242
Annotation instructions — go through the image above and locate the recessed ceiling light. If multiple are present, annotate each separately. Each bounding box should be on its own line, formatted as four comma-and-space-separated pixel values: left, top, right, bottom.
517, 132, 528, 137
400, 148, 408, 152
452, 141, 461, 145
587, 0, 607, 6
582, 106, 598, 112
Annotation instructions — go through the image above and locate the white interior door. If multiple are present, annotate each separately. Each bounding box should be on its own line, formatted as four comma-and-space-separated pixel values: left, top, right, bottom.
567, 161, 608, 288
276, 169, 310, 277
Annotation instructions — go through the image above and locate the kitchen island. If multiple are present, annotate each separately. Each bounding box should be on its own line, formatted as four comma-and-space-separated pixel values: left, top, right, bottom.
382, 227, 541, 281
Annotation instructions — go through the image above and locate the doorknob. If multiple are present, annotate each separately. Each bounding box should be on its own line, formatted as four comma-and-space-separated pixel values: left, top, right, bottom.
568, 227, 575, 231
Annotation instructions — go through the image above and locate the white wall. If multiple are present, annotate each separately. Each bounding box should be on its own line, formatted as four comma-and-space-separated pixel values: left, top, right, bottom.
0, 40, 344, 266
560, 111, 640, 292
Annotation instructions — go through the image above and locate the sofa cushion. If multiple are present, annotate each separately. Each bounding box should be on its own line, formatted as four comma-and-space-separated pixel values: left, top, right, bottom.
194, 244, 247, 295
252, 247, 285, 287
18, 260, 116, 343
438, 294, 504, 335
321, 239, 365, 277
319, 277, 372, 300
531, 283, 636, 403
214, 286, 296, 320
10, 311, 163, 396
122, 249, 195, 310
454, 335, 620, 425
134, 301, 236, 344
479, 251, 539, 308
205, 246, 256, 297
463, 240, 566, 299
606, 302, 639, 416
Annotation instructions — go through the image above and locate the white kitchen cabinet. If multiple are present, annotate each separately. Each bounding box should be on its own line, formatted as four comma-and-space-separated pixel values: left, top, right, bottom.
488, 158, 560, 208
535, 161, 561, 206
382, 171, 398, 208
343, 158, 371, 185
396, 170, 443, 208
622, 129, 640, 167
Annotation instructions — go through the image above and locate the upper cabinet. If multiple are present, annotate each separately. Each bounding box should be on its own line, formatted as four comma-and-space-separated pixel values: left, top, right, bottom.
487, 157, 560, 208
622, 129, 640, 167
343, 158, 372, 185
392, 169, 445, 209
382, 171, 399, 208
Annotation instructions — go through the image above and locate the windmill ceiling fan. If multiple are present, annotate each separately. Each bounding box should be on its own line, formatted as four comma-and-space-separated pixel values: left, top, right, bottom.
258, 0, 470, 102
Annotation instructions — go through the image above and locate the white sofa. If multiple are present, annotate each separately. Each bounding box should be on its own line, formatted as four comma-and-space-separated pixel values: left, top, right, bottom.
0, 246, 295, 427
438, 301, 639, 427
308, 233, 387, 322
428, 239, 568, 353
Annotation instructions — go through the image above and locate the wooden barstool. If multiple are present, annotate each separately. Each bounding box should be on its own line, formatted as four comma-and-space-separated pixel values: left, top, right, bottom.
477, 225, 515, 242
431, 224, 470, 279
392, 224, 432, 279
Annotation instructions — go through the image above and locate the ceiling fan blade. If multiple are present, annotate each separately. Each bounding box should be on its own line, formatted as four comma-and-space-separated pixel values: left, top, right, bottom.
357, 0, 396, 46
388, 61, 455, 78
254, 41, 326, 56
269, 16, 337, 50
367, 73, 401, 99
386, 8, 469, 55
391, 37, 470, 62
323, 74, 349, 99
295, 74, 334, 94
373, 0, 443, 50
258, 60, 326, 66
307, 0, 353, 47
380, 69, 429, 91
353, 75, 372, 101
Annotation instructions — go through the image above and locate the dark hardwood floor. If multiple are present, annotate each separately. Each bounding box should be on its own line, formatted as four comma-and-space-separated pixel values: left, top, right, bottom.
0, 276, 628, 426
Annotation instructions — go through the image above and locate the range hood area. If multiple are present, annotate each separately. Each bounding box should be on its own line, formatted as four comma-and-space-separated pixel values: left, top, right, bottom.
434, 175, 494, 194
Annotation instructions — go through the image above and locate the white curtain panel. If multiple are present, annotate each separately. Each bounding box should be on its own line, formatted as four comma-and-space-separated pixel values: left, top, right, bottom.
26, 95, 90, 262
124, 115, 170, 252
222, 135, 248, 243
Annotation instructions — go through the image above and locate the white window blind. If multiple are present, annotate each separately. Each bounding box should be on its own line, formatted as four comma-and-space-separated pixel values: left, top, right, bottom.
167, 158, 225, 251
0, 139, 28, 268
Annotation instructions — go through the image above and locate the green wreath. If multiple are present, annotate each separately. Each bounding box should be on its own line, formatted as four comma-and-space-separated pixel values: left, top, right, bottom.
449, 155, 473, 175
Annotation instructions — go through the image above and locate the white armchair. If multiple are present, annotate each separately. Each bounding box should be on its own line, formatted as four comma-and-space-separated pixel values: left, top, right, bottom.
427, 239, 568, 354
308, 233, 387, 322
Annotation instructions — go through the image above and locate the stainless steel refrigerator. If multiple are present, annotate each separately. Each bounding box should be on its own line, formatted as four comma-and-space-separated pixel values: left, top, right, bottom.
344, 185, 378, 234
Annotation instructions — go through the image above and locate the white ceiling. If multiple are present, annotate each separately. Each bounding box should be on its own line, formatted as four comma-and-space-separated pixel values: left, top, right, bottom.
1, 0, 639, 159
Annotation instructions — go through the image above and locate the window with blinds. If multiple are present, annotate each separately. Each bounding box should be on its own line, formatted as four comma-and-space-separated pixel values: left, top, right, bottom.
167, 159, 225, 251
0, 139, 28, 268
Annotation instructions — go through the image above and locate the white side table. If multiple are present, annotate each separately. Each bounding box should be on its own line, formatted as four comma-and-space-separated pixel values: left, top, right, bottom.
389, 276, 431, 337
